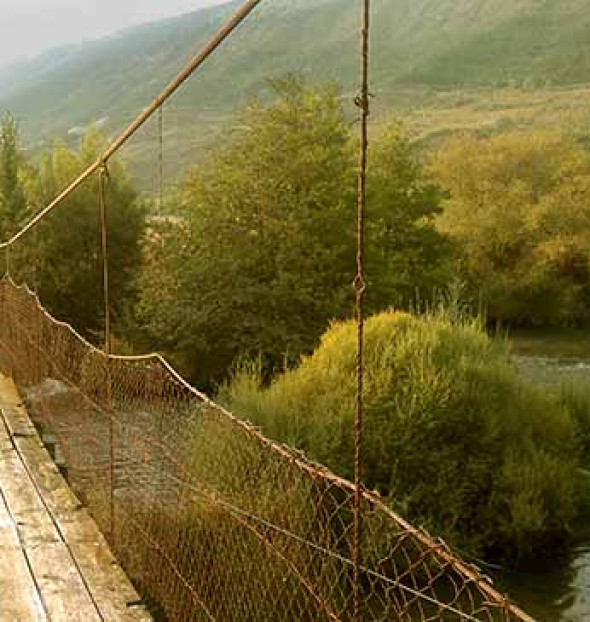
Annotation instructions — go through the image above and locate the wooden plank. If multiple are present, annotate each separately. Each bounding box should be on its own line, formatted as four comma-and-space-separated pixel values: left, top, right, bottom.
26, 542, 101, 622
69, 541, 152, 622
0, 375, 151, 621
24, 493, 149, 621
0, 490, 47, 621
6, 437, 150, 621
3, 404, 36, 439
0, 432, 12, 452
0, 426, 101, 621
0, 445, 60, 549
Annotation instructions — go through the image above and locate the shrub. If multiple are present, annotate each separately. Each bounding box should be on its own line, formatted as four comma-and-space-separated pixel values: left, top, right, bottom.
557, 378, 590, 466
223, 310, 583, 563
432, 131, 590, 328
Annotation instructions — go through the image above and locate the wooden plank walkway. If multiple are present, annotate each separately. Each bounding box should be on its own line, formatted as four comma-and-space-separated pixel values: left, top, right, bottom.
0, 374, 152, 622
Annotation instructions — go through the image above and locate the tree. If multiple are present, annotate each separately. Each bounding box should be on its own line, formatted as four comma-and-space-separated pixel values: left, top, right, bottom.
432, 131, 590, 326
367, 122, 450, 312
12, 129, 145, 338
0, 112, 27, 240
138, 80, 449, 381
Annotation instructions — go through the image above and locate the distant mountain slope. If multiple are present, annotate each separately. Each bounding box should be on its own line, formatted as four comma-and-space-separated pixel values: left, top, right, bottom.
406, 0, 590, 86
1, 0, 589, 184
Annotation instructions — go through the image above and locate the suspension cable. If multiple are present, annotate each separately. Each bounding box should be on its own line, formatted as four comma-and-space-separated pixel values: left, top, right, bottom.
352, 0, 370, 620
98, 164, 111, 355
158, 106, 164, 215
0, 0, 264, 251
98, 163, 116, 541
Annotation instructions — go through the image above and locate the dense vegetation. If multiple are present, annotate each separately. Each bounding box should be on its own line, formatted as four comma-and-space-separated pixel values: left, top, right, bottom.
2, 76, 590, 566
433, 131, 590, 327
137, 80, 448, 381
223, 311, 584, 563
0, 114, 144, 337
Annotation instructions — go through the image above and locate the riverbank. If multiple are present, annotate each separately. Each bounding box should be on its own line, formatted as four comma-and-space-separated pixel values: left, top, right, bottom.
509, 328, 590, 359
500, 340, 590, 621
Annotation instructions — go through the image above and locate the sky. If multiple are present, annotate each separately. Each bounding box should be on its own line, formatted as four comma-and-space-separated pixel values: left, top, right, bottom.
0, 0, 228, 68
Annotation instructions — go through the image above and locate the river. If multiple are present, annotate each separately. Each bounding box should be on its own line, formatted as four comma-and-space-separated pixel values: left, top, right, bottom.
503, 356, 590, 621
500, 545, 590, 621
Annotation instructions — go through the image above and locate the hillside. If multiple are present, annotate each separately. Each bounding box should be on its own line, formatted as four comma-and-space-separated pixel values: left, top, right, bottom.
1, 0, 590, 187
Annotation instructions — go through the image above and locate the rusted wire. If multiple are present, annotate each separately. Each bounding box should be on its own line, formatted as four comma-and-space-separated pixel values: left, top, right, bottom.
352, 0, 371, 619
98, 165, 111, 356
98, 164, 115, 540
158, 106, 164, 214
0, 277, 535, 622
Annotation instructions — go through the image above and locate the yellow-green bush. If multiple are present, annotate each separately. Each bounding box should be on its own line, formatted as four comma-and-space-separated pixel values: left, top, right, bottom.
432, 131, 590, 328
223, 311, 584, 563
558, 378, 590, 466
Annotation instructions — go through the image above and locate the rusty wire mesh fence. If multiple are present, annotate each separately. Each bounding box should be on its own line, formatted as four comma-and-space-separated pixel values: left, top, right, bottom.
0, 277, 531, 621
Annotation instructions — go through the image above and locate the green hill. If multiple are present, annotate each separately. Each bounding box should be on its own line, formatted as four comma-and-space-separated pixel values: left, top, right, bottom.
1, 0, 590, 187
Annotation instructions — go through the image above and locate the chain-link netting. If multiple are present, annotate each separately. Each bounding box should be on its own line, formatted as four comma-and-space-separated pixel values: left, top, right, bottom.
0, 278, 532, 621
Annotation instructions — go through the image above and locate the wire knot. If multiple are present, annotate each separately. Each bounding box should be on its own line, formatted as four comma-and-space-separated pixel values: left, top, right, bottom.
353, 94, 366, 110
353, 91, 373, 112
353, 274, 367, 296
99, 160, 111, 182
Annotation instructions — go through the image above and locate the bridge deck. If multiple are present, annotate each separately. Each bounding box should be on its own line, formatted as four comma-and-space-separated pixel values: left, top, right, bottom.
0, 375, 151, 622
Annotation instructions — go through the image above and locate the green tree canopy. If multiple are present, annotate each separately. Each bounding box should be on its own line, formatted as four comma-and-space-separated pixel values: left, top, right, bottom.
367, 122, 450, 311
138, 80, 449, 381
0, 112, 27, 240
432, 131, 590, 326
12, 129, 145, 338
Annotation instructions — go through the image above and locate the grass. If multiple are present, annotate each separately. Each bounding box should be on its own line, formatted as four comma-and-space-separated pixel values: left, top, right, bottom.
114, 82, 590, 190
83, 82, 590, 190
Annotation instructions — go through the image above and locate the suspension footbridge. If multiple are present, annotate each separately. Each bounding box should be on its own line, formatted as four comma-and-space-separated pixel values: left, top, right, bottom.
0, 1, 534, 620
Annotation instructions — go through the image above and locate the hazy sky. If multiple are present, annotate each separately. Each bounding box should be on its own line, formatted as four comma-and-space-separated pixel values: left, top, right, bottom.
0, 0, 228, 67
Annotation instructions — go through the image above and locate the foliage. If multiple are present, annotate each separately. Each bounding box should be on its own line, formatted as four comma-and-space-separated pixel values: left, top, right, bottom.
0, 112, 27, 240
12, 129, 145, 337
223, 310, 583, 563
137, 80, 448, 381
557, 378, 590, 466
366, 122, 451, 310
433, 130, 590, 327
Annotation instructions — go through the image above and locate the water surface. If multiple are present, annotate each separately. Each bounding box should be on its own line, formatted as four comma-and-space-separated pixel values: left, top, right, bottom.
507, 355, 590, 620
500, 545, 590, 621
